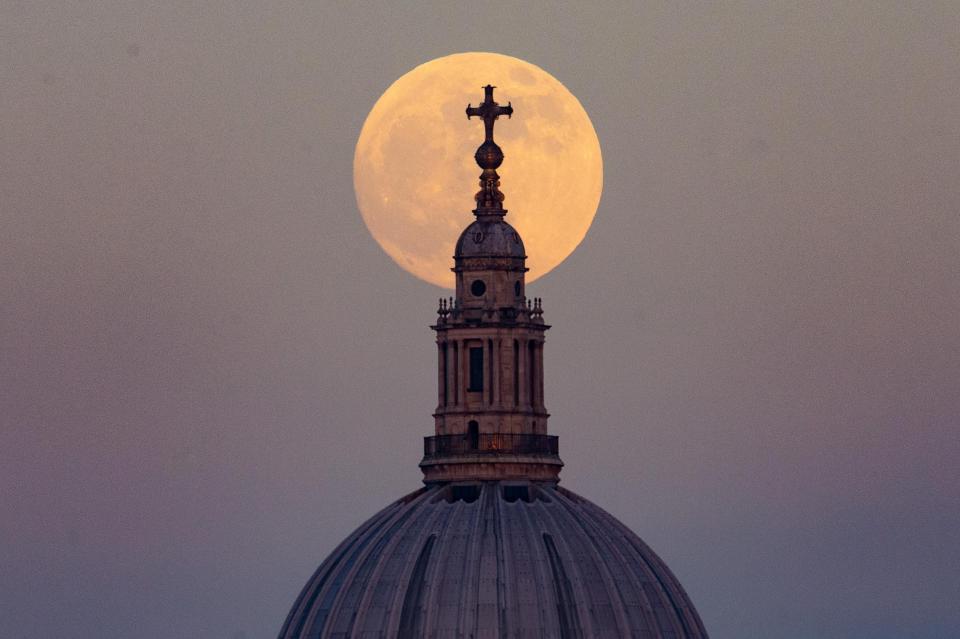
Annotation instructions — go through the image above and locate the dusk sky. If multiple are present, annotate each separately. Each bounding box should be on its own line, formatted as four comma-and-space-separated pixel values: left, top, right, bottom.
2, 3, 959, 638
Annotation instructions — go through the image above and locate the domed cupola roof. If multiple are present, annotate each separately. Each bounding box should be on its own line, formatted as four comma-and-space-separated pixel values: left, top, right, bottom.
278, 483, 708, 639
454, 218, 526, 259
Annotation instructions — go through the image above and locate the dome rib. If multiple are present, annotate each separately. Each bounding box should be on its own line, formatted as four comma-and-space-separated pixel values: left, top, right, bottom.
323, 494, 426, 636
286, 491, 424, 638
564, 490, 678, 636
487, 485, 507, 637
542, 532, 581, 639
497, 486, 547, 636
535, 489, 618, 636
564, 499, 666, 635
623, 526, 708, 638
553, 497, 632, 635
454, 485, 489, 633
588, 501, 709, 638
397, 534, 435, 636
426, 498, 474, 635
353, 490, 448, 635
516, 496, 562, 635
278, 498, 401, 638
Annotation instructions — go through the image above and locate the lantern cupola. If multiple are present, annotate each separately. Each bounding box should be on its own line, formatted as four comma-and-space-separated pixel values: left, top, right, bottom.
423, 86, 558, 483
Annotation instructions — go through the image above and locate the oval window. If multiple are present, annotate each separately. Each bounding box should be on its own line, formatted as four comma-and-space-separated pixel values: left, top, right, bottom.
471, 280, 486, 296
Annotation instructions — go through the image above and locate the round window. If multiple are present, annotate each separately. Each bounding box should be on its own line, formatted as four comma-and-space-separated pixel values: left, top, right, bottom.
471, 280, 486, 296
514, 281, 522, 297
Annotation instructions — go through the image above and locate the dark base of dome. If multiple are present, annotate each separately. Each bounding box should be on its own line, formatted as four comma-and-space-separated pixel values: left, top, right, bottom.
419, 454, 563, 484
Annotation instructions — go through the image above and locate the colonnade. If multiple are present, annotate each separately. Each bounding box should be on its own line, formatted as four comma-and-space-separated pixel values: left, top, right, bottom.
437, 336, 545, 413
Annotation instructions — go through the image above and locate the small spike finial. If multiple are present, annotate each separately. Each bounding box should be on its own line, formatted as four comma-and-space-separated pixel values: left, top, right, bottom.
466, 85, 513, 216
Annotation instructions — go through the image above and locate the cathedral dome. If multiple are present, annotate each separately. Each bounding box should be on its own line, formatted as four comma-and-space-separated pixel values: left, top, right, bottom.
278, 482, 707, 638
454, 218, 526, 259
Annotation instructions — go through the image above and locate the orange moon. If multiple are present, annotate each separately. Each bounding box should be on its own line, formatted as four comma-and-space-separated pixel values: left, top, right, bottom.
354, 52, 603, 289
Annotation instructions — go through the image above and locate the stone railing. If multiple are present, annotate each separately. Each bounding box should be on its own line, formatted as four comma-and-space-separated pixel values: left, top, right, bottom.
423, 433, 558, 459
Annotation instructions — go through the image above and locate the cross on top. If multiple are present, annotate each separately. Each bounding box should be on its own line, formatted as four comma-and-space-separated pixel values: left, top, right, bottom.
466, 85, 513, 143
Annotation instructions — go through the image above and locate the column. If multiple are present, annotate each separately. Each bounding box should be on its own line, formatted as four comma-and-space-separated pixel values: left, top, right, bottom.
518, 337, 528, 409
457, 339, 466, 406
437, 341, 445, 408
537, 341, 545, 412
495, 338, 503, 408
452, 341, 459, 406
482, 338, 491, 406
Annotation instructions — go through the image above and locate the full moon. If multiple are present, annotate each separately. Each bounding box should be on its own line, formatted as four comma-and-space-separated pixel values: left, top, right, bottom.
354, 52, 603, 288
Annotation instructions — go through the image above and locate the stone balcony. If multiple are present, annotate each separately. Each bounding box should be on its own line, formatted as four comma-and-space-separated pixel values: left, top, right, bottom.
420, 433, 562, 484
423, 433, 558, 458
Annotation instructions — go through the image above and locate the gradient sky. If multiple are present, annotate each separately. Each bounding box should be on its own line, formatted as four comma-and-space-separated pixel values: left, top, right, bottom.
2, 3, 959, 638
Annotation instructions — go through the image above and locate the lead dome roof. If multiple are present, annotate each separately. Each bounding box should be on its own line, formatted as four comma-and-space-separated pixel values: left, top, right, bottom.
278, 482, 708, 639
455, 218, 526, 259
